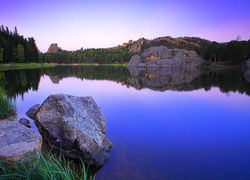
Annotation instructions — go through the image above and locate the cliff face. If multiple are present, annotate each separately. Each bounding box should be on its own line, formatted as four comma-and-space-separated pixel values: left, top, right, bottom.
47, 43, 60, 53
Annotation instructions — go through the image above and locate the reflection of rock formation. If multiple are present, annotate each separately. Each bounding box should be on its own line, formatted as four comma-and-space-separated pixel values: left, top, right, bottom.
246, 58, 250, 69
49, 75, 60, 84
244, 69, 250, 83
127, 67, 204, 91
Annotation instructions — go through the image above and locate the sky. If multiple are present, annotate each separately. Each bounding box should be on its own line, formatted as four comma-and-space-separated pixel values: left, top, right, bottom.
1, 0, 250, 52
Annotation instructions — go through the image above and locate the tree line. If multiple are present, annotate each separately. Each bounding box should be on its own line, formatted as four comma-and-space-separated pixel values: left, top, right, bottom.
0, 25, 39, 63
196, 40, 250, 65
40, 48, 135, 64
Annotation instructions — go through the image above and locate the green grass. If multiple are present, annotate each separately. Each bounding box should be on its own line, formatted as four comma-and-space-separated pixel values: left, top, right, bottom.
0, 88, 16, 119
0, 151, 92, 180
0, 63, 56, 71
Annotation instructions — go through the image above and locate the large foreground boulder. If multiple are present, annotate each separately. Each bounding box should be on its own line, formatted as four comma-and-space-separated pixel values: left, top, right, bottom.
0, 118, 42, 167
34, 94, 112, 167
127, 46, 205, 68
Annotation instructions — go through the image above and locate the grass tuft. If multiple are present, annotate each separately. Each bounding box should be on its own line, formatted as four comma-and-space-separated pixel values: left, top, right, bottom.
0, 151, 92, 180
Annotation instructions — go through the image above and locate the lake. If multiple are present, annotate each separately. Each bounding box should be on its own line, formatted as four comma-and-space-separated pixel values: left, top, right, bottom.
1, 66, 250, 180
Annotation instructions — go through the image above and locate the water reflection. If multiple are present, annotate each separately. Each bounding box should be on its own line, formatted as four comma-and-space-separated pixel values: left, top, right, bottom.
1, 66, 250, 179
1, 66, 250, 98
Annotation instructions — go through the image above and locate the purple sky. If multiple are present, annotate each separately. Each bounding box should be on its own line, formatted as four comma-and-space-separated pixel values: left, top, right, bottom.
1, 0, 250, 52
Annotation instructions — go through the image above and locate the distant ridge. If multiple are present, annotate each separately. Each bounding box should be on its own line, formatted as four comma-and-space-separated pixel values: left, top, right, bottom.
113, 36, 211, 53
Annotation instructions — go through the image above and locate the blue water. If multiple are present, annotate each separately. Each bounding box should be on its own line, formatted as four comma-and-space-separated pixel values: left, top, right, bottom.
15, 75, 250, 180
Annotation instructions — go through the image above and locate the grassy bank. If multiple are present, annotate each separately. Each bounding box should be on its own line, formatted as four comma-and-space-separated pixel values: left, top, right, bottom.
0, 88, 16, 119
0, 151, 92, 180
0, 63, 56, 71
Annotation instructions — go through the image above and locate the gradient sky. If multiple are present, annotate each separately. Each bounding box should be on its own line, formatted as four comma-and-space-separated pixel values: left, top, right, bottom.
1, 0, 250, 52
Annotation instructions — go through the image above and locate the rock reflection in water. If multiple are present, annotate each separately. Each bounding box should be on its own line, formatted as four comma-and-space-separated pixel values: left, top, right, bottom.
127, 67, 203, 91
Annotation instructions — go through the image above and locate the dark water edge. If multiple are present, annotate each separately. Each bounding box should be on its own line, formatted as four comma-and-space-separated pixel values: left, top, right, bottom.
1, 66, 250, 179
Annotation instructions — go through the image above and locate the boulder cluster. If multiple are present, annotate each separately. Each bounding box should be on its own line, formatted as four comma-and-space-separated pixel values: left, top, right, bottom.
0, 94, 112, 168
127, 46, 205, 68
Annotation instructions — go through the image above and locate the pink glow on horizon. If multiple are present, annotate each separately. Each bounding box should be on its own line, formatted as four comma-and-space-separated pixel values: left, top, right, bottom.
1, 0, 249, 52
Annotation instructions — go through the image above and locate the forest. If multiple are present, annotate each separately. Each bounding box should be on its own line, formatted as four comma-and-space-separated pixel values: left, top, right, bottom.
0, 25, 39, 63
1, 25, 249, 65
39, 48, 135, 64
196, 40, 250, 65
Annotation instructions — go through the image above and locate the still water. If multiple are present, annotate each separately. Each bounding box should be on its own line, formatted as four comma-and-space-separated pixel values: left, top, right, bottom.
1, 66, 250, 179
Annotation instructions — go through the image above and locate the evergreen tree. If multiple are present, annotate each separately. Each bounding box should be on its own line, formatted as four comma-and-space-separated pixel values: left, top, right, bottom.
0, 25, 39, 63
17, 44, 25, 62
0, 47, 3, 62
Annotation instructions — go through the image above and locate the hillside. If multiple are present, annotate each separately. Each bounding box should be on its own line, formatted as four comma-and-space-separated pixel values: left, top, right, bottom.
114, 36, 250, 65
113, 36, 211, 53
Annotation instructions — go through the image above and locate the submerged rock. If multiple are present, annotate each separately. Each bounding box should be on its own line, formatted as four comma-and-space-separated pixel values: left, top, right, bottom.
19, 118, 31, 128
0, 118, 42, 167
34, 94, 112, 167
127, 46, 205, 68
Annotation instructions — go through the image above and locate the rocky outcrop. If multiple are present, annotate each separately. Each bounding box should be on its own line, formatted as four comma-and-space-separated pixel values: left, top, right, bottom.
0, 118, 42, 168
114, 36, 210, 53
34, 94, 112, 167
127, 46, 205, 68
128, 38, 150, 53
47, 43, 61, 53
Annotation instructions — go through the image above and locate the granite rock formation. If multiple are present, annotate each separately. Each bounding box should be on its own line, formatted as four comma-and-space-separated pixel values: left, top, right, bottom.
114, 36, 210, 53
127, 46, 205, 68
47, 43, 61, 53
34, 94, 112, 167
26, 104, 40, 119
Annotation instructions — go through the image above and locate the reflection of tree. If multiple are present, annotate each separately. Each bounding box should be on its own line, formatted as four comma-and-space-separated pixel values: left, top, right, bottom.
3, 69, 41, 99
1, 66, 250, 99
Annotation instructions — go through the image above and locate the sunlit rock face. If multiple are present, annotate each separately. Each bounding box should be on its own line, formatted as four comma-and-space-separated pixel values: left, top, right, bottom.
127, 46, 205, 68
34, 94, 112, 167
128, 38, 150, 53
47, 43, 59, 53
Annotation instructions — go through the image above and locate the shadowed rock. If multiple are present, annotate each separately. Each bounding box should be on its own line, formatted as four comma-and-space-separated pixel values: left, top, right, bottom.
26, 104, 40, 119
34, 94, 112, 167
0, 118, 42, 168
